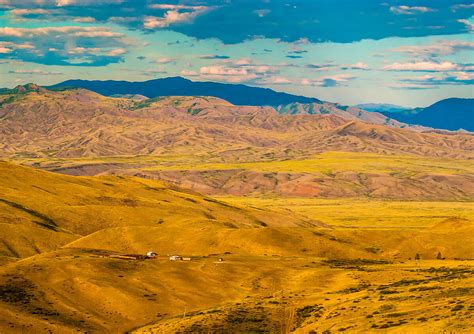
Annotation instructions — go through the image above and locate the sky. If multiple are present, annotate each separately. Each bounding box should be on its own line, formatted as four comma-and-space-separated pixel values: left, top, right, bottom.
0, 0, 473, 107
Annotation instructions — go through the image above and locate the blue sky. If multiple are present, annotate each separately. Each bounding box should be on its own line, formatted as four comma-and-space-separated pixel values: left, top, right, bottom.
0, 0, 473, 106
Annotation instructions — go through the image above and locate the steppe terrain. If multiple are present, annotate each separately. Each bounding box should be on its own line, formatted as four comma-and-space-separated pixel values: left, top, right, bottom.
0, 86, 473, 333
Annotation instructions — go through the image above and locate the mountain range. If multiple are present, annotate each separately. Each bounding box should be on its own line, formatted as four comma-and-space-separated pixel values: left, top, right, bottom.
50, 76, 319, 106
0, 84, 473, 200
49, 77, 473, 132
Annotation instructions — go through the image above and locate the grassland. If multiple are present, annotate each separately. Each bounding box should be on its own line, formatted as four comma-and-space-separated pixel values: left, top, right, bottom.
217, 197, 474, 229
0, 157, 473, 333
141, 151, 474, 176
18, 151, 474, 176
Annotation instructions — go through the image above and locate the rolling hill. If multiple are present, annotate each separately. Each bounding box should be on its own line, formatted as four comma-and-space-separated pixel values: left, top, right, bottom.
0, 160, 473, 333
1, 86, 473, 200
1, 86, 472, 160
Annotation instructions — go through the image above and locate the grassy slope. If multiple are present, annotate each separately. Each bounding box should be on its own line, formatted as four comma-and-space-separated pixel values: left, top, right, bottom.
0, 161, 473, 333
0, 161, 307, 262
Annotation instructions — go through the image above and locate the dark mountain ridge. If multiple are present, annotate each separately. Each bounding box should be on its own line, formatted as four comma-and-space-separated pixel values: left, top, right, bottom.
49, 76, 320, 107
380, 98, 473, 132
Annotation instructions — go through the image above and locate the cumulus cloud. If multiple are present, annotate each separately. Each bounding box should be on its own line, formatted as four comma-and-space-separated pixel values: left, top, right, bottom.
392, 72, 474, 89
390, 6, 436, 15
144, 4, 213, 29
452, 4, 474, 11
255, 76, 292, 85
301, 74, 357, 87
179, 58, 278, 84
390, 40, 474, 58
458, 17, 474, 31
180, 70, 198, 76
0, 41, 34, 54
306, 61, 369, 71
0, 1, 471, 44
0, 26, 129, 66
149, 57, 177, 64
383, 61, 460, 72
0, 0, 123, 7
340, 62, 370, 70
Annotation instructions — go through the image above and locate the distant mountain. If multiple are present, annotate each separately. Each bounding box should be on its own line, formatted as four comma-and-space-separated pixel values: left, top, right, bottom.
381, 98, 473, 132
354, 103, 410, 114
276, 102, 415, 129
49, 76, 320, 106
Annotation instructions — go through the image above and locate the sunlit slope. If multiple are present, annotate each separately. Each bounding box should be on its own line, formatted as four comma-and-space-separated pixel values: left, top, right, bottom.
0, 161, 308, 261
2, 248, 472, 334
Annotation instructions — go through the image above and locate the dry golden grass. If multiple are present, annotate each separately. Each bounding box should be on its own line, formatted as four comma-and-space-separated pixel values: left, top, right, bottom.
0, 161, 473, 333
218, 196, 474, 229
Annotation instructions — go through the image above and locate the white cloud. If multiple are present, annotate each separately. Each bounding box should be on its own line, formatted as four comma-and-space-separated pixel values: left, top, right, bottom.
0, 26, 123, 38
458, 17, 474, 31
306, 61, 369, 71
150, 57, 176, 64
0, 41, 34, 53
55, 0, 124, 6
107, 48, 127, 56
341, 62, 369, 70
390, 6, 436, 15
180, 70, 198, 76
255, 76, 292, 85
383, 61, 459, 72
144, 5, 213, 29
179, 58, 278, 83
200, 65, 249, 76
10, 9, 55, 15
0, 26, 129, 66
149, 4, 207, 11
452, 4, 474, 11
301, 74, 356, 87
390, 40, 474, 57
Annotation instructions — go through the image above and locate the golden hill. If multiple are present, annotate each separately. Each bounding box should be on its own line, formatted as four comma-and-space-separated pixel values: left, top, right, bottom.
0, 161, 473, 333
1, 88, 473, 159
0, 160, 315, 262
1, 88, 473, 201
0, 88, 473, 333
